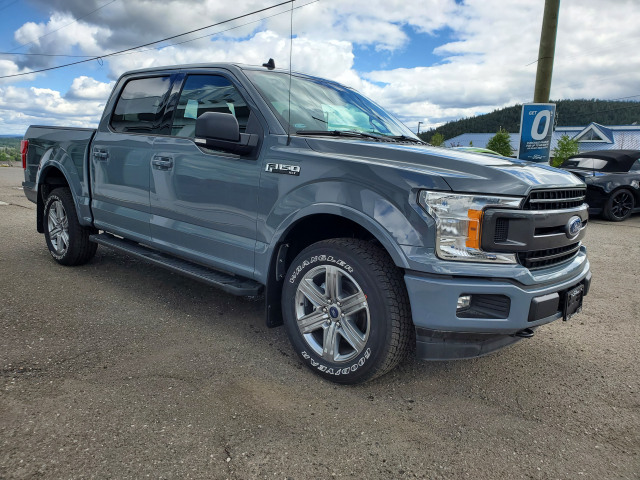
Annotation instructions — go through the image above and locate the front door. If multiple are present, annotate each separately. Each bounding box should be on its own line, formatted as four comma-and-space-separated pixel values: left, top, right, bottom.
149, 73, 263, 278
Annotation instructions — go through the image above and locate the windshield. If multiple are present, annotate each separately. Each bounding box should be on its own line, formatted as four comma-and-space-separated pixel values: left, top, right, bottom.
245, 70, 419, 139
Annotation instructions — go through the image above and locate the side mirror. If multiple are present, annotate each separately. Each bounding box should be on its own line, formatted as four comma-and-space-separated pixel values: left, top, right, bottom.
194, 112, 258, 155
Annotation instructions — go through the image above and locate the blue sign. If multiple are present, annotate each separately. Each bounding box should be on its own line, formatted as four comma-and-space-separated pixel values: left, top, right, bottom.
518, 103, 556, 163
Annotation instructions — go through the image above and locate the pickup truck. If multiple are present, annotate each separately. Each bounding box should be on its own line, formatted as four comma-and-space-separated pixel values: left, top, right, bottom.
22, 62, 592, 384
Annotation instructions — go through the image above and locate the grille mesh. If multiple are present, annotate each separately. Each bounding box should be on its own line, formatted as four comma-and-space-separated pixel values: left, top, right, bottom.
524, 189, 586, 210
494, 218, 509, 242
517, 243, 581, 269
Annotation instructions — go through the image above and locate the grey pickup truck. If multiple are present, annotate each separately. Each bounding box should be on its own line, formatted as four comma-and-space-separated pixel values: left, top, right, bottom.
22, 62, 592, 383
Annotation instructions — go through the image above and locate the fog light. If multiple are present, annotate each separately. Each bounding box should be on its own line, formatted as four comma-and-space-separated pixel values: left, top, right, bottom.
457, 295, 471, 311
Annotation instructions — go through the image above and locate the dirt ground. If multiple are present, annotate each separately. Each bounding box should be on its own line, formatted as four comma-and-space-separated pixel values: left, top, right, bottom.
1, 165, 638, 479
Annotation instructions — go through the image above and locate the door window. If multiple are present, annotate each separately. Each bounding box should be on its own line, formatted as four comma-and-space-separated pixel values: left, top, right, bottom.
111, 76, 172, 134
172, 75, 251, 138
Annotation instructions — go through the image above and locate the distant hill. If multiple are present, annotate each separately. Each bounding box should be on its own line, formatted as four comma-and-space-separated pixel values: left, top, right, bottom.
419, 99, 640, 142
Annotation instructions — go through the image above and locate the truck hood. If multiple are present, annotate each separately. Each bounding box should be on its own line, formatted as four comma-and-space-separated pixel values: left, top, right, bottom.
304, 138, 584, 196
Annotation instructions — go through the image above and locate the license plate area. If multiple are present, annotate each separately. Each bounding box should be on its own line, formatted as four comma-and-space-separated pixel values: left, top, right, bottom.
562, 284, 584, 321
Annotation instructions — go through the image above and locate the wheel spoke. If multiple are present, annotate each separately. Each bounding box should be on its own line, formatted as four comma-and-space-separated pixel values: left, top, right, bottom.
60, 231, 70, 250
297, 310, 328, 334
339, 318, 366, 352
298, 278, 330, 307
340, 291, 367, 317
48, 209, 59, 229
324, 265, 341, 301
322, 322, 339, 362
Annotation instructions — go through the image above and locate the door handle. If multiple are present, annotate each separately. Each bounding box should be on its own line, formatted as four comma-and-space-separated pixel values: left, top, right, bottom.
152, 156, 174, 170
93, 148, 109, 161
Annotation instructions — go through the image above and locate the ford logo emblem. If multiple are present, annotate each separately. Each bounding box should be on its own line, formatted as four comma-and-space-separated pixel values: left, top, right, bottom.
566, 216, 582, 238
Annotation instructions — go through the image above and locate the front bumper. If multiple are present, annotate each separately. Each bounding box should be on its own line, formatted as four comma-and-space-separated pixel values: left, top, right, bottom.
405, 258, 591, 360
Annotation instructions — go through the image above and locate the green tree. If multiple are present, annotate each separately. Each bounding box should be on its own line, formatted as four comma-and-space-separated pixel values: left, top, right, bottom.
486, 128, 513, 156
430, 132, 444, 146
551, 134, 579, 167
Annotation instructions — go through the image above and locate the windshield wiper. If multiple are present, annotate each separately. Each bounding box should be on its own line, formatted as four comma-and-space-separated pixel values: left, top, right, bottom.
386, 135, 427, 144
296, 130, 391, 141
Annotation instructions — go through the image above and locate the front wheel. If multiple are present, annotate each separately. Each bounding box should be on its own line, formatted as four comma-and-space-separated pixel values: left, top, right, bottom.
43, 187, 97, 265
282, 239, 413, 384
603, 189, 634, 221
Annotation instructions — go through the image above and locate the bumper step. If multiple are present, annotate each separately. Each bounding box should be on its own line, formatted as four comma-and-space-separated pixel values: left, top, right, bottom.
90, 233, 263, 296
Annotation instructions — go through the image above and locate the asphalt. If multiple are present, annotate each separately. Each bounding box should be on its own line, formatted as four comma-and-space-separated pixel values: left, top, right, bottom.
1, 164, 638, 479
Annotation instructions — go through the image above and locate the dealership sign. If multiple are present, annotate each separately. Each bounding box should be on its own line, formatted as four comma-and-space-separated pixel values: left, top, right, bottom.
518, 103, 556, 163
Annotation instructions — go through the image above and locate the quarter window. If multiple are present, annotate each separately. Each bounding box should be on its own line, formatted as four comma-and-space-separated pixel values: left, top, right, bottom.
172, 75, 251, 138
111, 76, 172, 134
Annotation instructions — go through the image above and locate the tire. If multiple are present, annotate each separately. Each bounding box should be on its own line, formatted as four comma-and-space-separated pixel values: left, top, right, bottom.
282, 239, 413, 384
43, 187, 97, 266
603, 189, 634, 221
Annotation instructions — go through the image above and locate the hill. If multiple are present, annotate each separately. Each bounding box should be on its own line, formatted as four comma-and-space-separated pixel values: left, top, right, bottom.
0, 137, 21, 163
419, 99, 640, 142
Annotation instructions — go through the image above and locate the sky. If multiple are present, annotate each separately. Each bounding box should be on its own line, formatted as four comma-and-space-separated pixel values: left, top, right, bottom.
1, 0, 639, 136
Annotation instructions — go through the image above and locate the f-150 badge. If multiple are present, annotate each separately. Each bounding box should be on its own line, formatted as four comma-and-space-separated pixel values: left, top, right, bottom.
265, 163, 301, 176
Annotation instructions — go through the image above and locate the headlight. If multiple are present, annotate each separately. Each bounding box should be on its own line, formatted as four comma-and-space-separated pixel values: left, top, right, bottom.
418, 191, 522, 263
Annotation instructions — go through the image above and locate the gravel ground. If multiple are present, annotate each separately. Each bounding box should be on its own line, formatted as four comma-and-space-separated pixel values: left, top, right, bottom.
1, 165, 638, 479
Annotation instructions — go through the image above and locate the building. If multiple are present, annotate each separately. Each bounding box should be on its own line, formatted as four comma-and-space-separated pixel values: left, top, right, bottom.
446, 122, 640, 156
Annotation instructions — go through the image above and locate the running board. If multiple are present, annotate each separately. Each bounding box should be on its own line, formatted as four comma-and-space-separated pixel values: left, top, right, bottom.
89, 233, 263, 296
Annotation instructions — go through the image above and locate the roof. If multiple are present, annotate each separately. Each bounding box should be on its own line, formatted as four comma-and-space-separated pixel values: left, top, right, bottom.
564, 149, 640, 172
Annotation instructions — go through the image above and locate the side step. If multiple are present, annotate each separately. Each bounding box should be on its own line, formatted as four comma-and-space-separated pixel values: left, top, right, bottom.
90, 233, 263, 296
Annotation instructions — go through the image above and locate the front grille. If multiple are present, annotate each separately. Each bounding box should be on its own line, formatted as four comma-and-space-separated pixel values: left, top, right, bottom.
494, 218, 509, 242
524, 188, 586, 210
517, 242, 581, 269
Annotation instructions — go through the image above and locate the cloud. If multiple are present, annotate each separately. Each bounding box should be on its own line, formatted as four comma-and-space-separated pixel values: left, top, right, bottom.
2, 0, 640, 135
0, 78, 111, 134
65, 76, 115, 100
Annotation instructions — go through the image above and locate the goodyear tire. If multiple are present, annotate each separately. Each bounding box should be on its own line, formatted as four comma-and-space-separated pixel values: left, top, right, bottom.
43, 187, 97, 266
603, 189, 634, 221
282, 239, 412, 384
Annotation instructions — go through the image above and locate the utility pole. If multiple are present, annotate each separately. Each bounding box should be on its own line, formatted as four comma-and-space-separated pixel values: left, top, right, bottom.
533, 0, 560, 102
417, 122, 423, 135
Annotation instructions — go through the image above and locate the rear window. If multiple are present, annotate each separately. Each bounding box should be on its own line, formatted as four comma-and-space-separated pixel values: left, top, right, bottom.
111, 76, 172, 134
562, 157, 609, 170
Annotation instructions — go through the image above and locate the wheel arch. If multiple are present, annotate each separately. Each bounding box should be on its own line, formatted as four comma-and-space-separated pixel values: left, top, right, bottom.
36, 164, 73, 233
263, 207, 412, 328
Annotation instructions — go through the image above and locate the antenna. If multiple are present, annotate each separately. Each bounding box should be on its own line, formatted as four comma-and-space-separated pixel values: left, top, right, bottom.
287, 0, 294, 145
262, 58, 275, 69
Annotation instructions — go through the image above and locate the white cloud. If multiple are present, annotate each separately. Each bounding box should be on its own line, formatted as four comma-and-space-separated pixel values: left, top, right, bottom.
1, 0, 640, 135
66, 76, 115, 100
0, 79, 110, 134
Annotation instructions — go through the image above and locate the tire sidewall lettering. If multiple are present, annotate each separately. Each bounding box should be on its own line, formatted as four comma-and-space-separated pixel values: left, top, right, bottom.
289, 254, 353, 284
300, 348, 371, 376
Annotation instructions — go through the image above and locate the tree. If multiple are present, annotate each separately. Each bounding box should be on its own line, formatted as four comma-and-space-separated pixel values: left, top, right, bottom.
486, 128, 513, 156
430, 132, 444, 146
551, 134, 579, 167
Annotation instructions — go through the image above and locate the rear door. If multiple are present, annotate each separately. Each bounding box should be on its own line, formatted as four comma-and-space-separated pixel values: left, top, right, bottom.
91, 74, 176, 242
149, 72, 264, 278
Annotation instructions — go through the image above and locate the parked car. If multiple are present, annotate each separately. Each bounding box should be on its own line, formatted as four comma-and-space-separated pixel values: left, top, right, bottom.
560, 150, 640, 221
22, 63, 591, 383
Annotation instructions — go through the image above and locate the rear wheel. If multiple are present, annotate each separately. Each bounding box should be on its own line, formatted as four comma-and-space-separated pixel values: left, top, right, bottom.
603, 189, 634, 221
43, 188, 97, 265
282, 239, 412, 384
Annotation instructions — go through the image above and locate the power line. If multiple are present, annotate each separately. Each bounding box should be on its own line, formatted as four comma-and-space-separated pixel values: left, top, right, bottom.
0, 0, 318, 61
8, 0, 118, 53
0, 0, 19, 14
0, 0, 296, 80
0, 52, 94, 58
